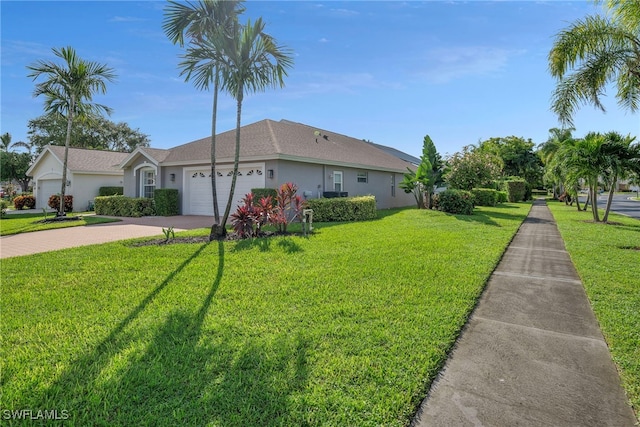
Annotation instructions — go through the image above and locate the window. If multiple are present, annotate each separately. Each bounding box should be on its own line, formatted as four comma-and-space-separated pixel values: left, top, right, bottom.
142, 170, 155, 199
391, 174, 395, 197
357, 172, 368, 183
333, 171, 343, 192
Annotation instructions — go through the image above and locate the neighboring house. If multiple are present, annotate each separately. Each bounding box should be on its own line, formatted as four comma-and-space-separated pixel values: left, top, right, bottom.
27, 145, 128, 211
120, 119, 417, 215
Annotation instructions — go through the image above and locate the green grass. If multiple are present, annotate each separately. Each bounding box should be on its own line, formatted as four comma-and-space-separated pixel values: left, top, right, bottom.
547, 201, 640, 422
0, 212, 120, 236
1, 204, 531, 426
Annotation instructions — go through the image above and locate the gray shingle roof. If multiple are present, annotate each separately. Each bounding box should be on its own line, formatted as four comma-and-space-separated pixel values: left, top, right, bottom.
47, 146, 128, 173
159, 119, 414, 172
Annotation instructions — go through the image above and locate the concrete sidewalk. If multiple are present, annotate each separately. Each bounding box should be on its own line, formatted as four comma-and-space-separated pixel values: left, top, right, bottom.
0, 215, 214, 259
412, 200, 636, 426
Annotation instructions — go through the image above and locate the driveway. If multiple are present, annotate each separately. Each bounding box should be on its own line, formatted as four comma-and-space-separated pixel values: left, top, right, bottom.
0, 215, 214, 259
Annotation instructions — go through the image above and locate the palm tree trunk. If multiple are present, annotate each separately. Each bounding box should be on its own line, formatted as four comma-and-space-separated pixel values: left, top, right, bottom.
602, 176, 616, 223
574, 186, 581, 211
209, 74, 224, 240
590, 180, 600, 222
220, 87, 243, 229
60, 103, 74, 217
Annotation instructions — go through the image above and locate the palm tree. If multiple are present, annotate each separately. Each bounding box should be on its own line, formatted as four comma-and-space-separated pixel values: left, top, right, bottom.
214, 17, 294, 236
27, 46, 116, 216
163, 0, 245, 239
0, 133, 11, 151
564, 132, 608, 221
600, 131, 640, 222
539, 127, 575, 199
548, 1, 640, 126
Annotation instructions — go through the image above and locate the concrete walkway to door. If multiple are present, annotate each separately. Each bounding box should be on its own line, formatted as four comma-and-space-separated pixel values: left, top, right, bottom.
0, 215, 214, 259
412, 199, 636, 426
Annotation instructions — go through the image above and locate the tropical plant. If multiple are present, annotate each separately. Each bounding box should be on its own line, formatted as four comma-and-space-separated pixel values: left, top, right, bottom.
163, 0, 245, 240
548, 0, 640, 126
27, 46, 116, 216
599, 132, 640, 222
539, 127, 575, 199
0, 151, 32, 193
271, 182, 304, 233
214, 17, 294, 235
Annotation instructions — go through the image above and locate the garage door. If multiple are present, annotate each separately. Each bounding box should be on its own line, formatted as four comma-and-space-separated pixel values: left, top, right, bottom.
37, 179, 62, 209
187, 164, 265, 216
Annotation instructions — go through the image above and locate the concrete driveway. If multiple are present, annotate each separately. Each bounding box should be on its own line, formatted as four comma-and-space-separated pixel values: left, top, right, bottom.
0, 215, 214, 259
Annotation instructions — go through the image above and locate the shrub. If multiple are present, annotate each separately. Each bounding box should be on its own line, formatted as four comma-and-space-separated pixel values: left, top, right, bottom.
98, 186, 123, 196
497, 191, 508, 203
0, 200, 8, 217
48, 195, 73, 212
471, 188, 498, 207
502, 179, 527, 202
13, 195, 36, 210
271, 182, 304, 233
154, 189, 179, 216
94, 195, 155, 217
251, 188, 278, 203
433, 189, 474, 215
305, 195, 377, 222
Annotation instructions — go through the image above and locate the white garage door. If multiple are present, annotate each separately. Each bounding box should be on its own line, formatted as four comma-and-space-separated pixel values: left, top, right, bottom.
37, 179, 62, 209
186, 164, 265, 216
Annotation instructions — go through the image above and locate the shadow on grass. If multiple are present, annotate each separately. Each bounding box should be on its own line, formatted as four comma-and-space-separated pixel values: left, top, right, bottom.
452, 203, 532, 227
28, 240, 310, 425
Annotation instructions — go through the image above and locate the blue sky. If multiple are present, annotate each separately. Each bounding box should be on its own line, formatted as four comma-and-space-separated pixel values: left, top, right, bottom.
2, 1, 638, 158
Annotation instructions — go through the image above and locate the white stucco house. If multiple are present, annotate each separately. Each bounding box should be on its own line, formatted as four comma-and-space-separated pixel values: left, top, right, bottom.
27, 145, 128, 211
120, 119, 418, 215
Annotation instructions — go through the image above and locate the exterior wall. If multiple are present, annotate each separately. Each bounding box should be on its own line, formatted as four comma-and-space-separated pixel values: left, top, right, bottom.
274, 159, 414, 209
159, 165, 184, 213
70, 173, 124, 211
123, 155, 159, 198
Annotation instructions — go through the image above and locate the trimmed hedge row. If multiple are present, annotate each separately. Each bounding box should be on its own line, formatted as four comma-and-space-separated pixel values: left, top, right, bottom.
502, 179, 526, 202
154, 189, 179, 216
305, 195, 377, 222
471, 188, 499, 207
433, 189, 474, 215
251, 188, 278, 202
95, 195, 155, 217
98, 186, 123, 196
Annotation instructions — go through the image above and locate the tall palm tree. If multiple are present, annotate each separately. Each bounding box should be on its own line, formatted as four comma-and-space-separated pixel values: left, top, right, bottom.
163, 0, 244, 239
27, 46, 116, 216
214, 17, 294, 236
548, 1, 640, 126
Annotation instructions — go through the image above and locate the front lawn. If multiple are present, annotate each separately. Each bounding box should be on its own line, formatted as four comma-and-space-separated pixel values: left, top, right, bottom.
1, 204, 530, 426
0, 212, 120, 236
548, 201, 640, 422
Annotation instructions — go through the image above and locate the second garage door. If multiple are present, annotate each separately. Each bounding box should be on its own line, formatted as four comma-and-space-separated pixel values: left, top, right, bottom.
36, 179, 63, 210
186, 164, 265, 216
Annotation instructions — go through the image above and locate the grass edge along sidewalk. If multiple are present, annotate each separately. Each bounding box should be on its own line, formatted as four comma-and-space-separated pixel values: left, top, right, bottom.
0, 212, 120, 236
1, 204, 530, 426
548, 200, 640, 423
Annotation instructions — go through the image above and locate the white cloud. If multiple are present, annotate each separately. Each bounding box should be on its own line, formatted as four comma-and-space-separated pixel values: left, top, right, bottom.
109, 16, 146, 23
319, 38, 329, 43
418, 46, 525, 84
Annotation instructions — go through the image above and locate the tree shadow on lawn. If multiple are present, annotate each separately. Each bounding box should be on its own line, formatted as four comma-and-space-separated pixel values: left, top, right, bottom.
452, 204, 532, 227
232, 235, 304, 254
27, 240, 309, 425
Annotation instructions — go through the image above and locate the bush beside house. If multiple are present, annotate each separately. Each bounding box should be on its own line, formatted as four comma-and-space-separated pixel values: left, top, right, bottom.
305, 195, 377, 222
153, 189, 179, 216
95, 195, 155, 217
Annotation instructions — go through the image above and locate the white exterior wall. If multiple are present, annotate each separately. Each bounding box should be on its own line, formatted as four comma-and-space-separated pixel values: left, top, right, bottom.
71, 173, 124, 211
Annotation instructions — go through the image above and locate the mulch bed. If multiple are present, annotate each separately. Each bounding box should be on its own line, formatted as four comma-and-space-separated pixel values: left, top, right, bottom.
33, 216, 82, 224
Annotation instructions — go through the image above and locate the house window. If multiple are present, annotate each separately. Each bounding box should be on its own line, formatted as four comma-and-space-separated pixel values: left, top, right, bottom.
141, 170, 155, 199
391, 174, 395, 197
357, 172, 368, 183
333, 171, 343, 192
